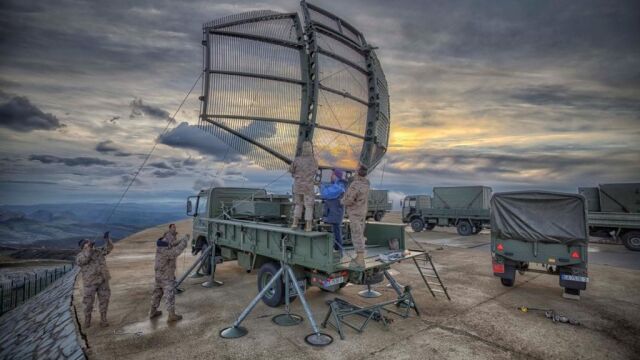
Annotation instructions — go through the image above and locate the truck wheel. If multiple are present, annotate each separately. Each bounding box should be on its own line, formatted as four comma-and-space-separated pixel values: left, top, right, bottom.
410, 218, 425, 232
257, 262, 297, 307
501, 278, 514, 287
374, 211, 384, 222
457, 221, 473, 236
622, 231, 640, 251
425, 223, 436, 231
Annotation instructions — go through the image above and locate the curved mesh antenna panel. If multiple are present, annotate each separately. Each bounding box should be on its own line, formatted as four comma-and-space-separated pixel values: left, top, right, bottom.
198, 2, 390, 173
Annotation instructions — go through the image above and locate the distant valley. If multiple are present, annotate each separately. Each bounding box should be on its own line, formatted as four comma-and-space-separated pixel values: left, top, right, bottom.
0, 202, 187, 249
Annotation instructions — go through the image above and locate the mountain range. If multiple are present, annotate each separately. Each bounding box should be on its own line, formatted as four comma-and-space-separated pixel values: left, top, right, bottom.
0, 202, 188, 249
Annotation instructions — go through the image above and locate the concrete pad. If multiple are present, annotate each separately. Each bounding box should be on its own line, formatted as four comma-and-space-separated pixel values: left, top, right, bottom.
73, 219, 640, 359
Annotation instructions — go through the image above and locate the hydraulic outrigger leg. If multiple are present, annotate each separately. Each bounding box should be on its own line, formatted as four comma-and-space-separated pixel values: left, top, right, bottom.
219, 235, 333, 346
174, 245, 212, 291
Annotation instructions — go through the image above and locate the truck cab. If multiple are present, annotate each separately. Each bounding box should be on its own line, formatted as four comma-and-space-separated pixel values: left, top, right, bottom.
401, 195, 433, 231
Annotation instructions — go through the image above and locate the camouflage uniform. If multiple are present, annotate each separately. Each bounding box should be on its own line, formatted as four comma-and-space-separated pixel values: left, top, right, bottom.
76, 239, 113, 324
289, 141, 318, 222
150, 231, 188, 313
343, 174, 370, 252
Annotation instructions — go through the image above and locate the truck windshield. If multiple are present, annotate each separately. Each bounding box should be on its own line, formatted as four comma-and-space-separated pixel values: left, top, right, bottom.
197, 196, 208, 217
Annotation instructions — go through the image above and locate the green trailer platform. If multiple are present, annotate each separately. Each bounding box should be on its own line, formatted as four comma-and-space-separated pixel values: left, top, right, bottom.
184, 187, 439, 308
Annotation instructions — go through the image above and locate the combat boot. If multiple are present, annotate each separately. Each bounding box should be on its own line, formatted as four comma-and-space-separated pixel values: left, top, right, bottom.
290, 218, 299, 229
100, 313, 109, 328
351, 251, 366, 269
83, 314, 91, 329
149, 307, 162, 319
167, 310, 183, 322
304, 220, 313, 232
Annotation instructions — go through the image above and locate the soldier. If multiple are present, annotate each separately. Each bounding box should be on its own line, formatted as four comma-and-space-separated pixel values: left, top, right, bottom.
321, 169, 348, 256
289, 140, 318, 231
149, 224, 190, 322
76, 231, 114, 328
343, 164, 370, 268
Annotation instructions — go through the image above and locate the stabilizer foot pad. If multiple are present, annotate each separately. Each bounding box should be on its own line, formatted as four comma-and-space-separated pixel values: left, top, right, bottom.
304, 333, 333, 347
202, 280, 223, 288
220, 326, 248, 339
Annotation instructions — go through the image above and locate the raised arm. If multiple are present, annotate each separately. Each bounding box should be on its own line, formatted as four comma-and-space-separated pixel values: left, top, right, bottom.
166, 234, 190, 258
100, 231, 114, 255
104, 237, 114, 255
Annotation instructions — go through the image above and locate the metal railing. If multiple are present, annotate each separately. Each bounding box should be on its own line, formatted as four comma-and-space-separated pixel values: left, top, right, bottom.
0, 264, 74, 316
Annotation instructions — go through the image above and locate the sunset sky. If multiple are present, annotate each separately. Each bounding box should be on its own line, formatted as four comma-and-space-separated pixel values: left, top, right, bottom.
1, 0, 638, 206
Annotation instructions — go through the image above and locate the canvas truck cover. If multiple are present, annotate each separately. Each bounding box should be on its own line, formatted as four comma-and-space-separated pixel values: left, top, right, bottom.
491, 191, 588, 244
433, 186, 492, 210
598, 183, 640, 213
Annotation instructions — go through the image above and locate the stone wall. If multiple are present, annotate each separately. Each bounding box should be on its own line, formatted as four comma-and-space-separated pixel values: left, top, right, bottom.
0, 268, 86, 359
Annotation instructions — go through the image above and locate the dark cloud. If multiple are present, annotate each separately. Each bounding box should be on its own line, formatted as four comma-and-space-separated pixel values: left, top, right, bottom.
193, 177, 224, 191
95, 140, 131, 157
0, 179, 57, 185
129, 98, 174, 123
148, 161, 173, 170
384, 148, 639, 185
224, 169, 243, 176
510, 85, 640, 113
152, 169, 178, 178
182, 157, 199, 167
29, 155, 115, 167
119, 174, 144, 187
240, 121, 277, 139
0, 96, 65, 132
158, 122, 241, 161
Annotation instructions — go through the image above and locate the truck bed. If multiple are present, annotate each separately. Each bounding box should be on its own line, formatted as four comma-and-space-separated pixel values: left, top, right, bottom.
205, 218, 412, 274
588, 212, 640, 228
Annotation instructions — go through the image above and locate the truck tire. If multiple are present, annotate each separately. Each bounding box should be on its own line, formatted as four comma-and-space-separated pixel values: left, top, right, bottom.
622, 231, 640, 251
456, 221, 473, 236
500, 278, 514, 287
410, 218, 425, 232
374, 211, 384, 222
257, 262, 297, 307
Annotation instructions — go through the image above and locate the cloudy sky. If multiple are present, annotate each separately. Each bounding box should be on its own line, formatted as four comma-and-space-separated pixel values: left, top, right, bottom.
0, 0, 638, 206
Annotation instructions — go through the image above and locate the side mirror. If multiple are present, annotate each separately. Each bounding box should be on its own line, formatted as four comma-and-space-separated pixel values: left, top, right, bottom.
187, 196, 198, 216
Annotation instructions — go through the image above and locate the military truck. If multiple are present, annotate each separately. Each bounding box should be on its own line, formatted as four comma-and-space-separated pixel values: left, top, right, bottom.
366, 189, 393, 221
578, 183, 640, 251
491, 191, 589, 299
187, 187, 424, 307
402, 186, 492, 236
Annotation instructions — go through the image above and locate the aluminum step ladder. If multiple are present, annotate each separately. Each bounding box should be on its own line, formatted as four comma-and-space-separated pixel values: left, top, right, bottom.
412, 252, 451, 301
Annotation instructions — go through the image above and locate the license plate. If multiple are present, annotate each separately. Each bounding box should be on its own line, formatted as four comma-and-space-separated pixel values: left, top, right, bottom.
560, 274, 589, 283
323, 276, 345, 287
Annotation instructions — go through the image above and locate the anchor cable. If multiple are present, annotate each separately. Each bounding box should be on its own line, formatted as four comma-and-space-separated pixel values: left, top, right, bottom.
94, 72, 203, 242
